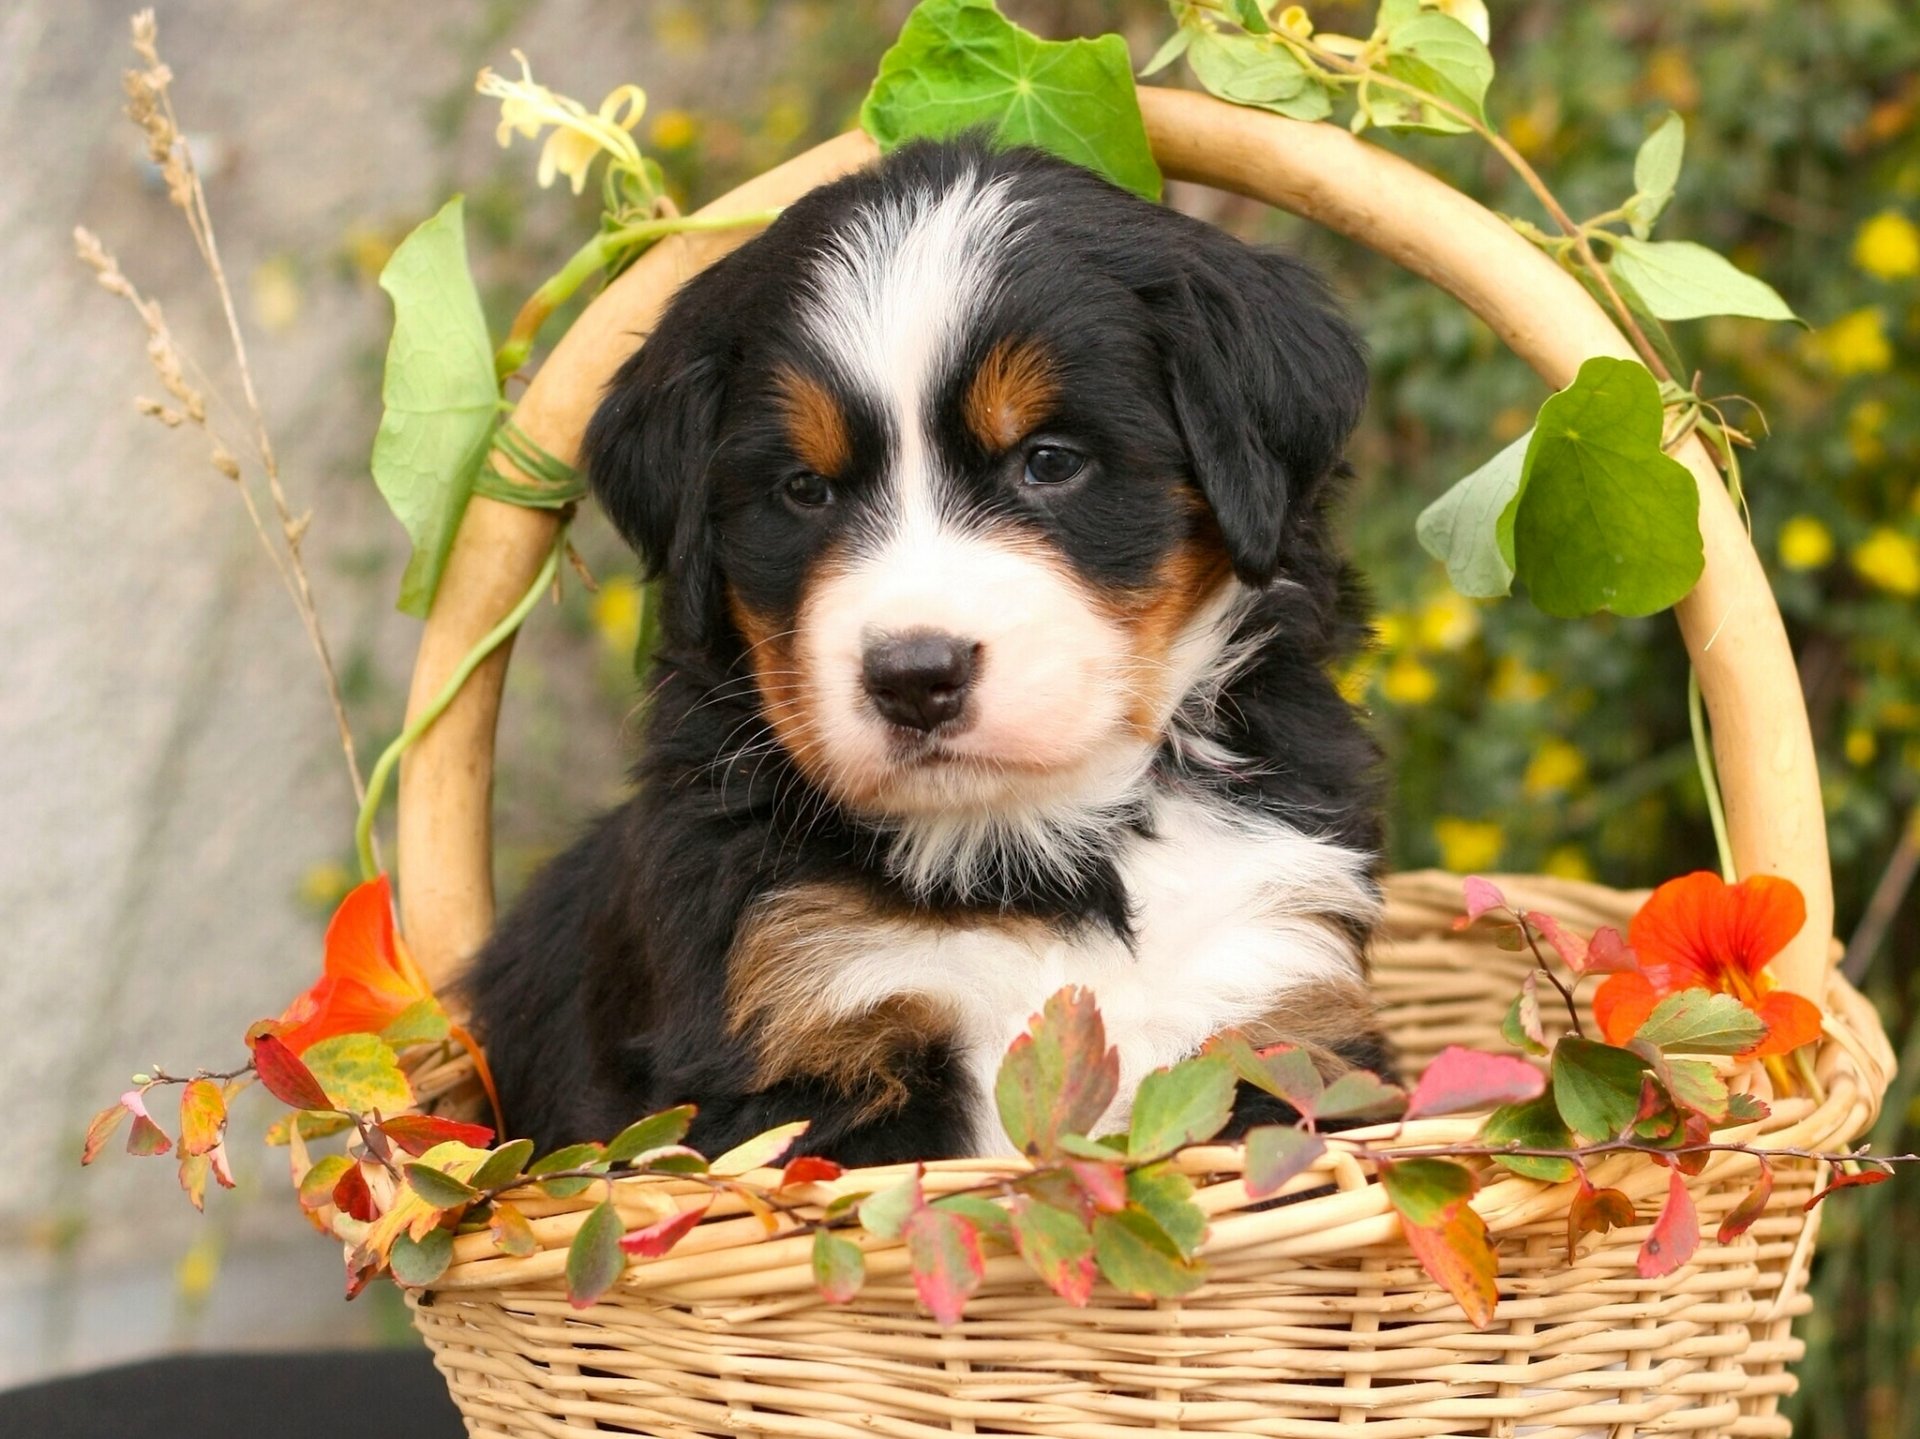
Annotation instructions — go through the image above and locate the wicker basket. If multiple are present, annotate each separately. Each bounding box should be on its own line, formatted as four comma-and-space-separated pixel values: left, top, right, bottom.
389, 88, 1896, 1438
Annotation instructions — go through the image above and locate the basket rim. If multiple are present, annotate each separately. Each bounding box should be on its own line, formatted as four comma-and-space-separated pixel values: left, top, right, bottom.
392, 86, 1833, 1006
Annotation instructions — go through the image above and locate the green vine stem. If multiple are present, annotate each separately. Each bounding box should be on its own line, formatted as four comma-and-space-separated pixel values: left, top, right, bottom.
1688, 666, 1736, 885
494, 208, 783, 382
354, 534, 565, 879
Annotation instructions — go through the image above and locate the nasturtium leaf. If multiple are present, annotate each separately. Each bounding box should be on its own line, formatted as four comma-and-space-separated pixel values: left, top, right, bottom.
302, 1033, 413, 1116
1566, 1175, 1636, 1261
1551, 1037, 1650, 1143
860, 0, 1162, 201
1243, 1124, 1325, 1198
489, 1200, 538, 1257
380, 1113, 495, 1158
299, 1154, 355, 1210
177, 1078, 226, 1157
1373, 13, 1494, 133
1636, 1167, 1700, 1278
406, 1162, 479, 1209
1626, 112, 1684, 239
995, 986, 1119, 1158
1126, 1163, 1206, 1258
81, 1101, 129, 1166
565, 1198, 627, 1309
1608, 236, 1797, 324
1630, 990, 1767, 1055
379, 998, 451, 1048
371, 196, 499, 618
1405, 1046, 1546, 1120
618, 1202, 709, 1258
1091, 1206, 1208, 1299
1717, 1162, 1773, 1244
606, 1105, 697, 1164
812, 1230, 867, 1304
904, 1207, 985, 1324
250, 1033, 333, 1114
1184, 30, 1332, 121
1416, 432, 1528, 598
1482, 1094, 1577, 1182
1010, 1197, 1096, 1306
1312, 1069, 1408, 1124
1379, 1159, 1497, 1328
1509, 356, 1703, 619
390, 1225, 455, 1287
1127, 1054, 1236, 1161
858, 1170, 925, 1241
933, 1193, 1014, 1242
471, 1138, 535, 1192
712, 1120, 809, 1176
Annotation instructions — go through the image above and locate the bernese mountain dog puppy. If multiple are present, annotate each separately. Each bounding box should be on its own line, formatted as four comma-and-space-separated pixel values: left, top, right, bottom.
466, 136, 1391, 1164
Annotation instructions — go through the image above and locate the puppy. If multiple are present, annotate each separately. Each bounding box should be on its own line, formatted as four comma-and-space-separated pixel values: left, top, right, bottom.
466, 137, 1391, 1164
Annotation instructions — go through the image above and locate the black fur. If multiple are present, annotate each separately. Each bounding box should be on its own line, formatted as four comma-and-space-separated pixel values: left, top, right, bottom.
464, 138, 1386, 1160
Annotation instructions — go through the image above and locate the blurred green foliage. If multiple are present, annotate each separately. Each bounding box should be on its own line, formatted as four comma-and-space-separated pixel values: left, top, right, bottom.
445, 0, 1916, 1430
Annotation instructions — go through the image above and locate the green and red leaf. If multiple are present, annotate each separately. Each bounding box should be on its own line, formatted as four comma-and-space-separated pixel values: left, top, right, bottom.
1717, 1161, 1774, 1243
904, 1206, 985, 1324
857, 1169, 925, 1241
565, 1198, 627, 1309
1010, 1198, 1096, 1306
619, 1203, 710, 1258
1090, 1206, 1208, 1300
406, 1162, 480, 1209
177, 1079, 227, 1157
811, 1230, 866, 1304
995, 986, 1120, 1158
1380, 1158, 1497, 1329
249, 1032, 333, 1113
298, 1154, 354, 1210
489, 1200, 538, 1257
1550, 1037, 1650, 1142
606, 1105, 697, 1164
380, 1113, 495, 1158
1482, 1094, 1577, 1183
1405, 1046, 1546, 1120
81, 1101, 129, 1165
711, 1120, 808, 1177
1126, 1054, 1236, 1161
390, 1225, 455, 1287
1243, 1124, 1325, 1198
1311, 1069, 1408, 1125
1566, 1174, 1636, 1261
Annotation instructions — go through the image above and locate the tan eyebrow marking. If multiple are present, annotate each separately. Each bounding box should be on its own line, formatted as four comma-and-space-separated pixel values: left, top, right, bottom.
964, 336, 1060, 452
775, 367, 852, 475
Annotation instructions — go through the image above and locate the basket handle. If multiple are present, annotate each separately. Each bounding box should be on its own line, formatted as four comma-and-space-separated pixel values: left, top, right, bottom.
396, 88, 1833, 1005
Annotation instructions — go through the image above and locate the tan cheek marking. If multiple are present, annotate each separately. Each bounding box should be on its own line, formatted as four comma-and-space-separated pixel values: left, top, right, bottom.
1236, 967, 1392, 1083
1102, 523, 1237, 738
725, 883, 963, 1123
776, 368, 851, 476
964, 337, 1060, 452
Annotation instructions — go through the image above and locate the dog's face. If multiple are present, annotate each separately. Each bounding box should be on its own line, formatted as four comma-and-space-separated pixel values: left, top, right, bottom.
588, 140, 1366, 840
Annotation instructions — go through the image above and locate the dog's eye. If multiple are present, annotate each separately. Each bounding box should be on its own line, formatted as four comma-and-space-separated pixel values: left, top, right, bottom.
781, 472, 835, 510
1022, 445, 1086, 487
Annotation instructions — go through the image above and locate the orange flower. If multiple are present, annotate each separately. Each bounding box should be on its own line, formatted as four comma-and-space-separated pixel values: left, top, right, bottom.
1594, 872, 1823, 1058
274, 875, 437, 1055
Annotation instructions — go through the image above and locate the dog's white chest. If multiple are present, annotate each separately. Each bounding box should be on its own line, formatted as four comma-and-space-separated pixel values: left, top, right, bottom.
823, 794, 1376, 1153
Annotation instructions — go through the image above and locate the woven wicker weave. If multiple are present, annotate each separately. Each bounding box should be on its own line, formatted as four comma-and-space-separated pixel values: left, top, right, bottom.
387, 87, 1896, 1438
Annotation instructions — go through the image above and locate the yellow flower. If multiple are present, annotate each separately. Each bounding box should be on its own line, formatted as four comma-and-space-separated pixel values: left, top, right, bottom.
1777, 515, 1835, 571
1419, 0, 1489, 41
1809, 307, 1894, 376
1645, 46, 1700, 111
1490, 655, 1550, 704
1848, 397, 1890, 465
592, 575, 645, 654
1276, 6, 1313, 37
1335, 653, 1378, 705
649, 108, 698, 150
1853, 209, 1920, 281
1417, 591, 1480, 652
1852, 527, 1920, 596
1435, 818, 1504, 873
1380, 653, 1440, 705
1373, 612, 1410, 650
476, 51, 645, 195
1523, 738, 1587, 797
1845, 729, 1878, 766
1542, 845, 1596, 883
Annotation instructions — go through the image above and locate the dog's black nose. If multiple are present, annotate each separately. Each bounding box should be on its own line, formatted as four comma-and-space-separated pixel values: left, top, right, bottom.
862, 631, 978, 732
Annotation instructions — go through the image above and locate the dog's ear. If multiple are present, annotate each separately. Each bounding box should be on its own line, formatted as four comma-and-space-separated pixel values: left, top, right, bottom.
1147, 232, 1367, 588
584, 264, 739, 645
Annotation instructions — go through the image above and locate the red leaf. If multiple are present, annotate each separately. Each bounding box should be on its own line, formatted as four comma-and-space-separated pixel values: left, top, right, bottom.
1405, 1046, 1546, 1120
1566, 1175, 1636, 1262
1524, 911, 1587, 971
178, 1079, 226, 1157
1718, 1162, 1774, 1243
1804, 1166, 1892, 1210
249, 1032, 333, 1112
904, 1207, 985, 1324
378, 1113, 496, 1158
332, 1162, 378, 1223
81, 1101, 128, 1165
619, 1203, 710, 1258
1584, 926, 1638, 975
1461, 876, 1507, 922
344, 1258, 377, 1300
994, 986, 1120, 1159
1066, 1159, 1129, 1214
779, 1156, 845, 1189
1636, 1167, 1700, 1278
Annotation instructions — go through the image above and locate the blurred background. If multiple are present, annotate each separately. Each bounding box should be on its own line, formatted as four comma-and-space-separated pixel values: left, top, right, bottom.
1, 0, 1913, 1431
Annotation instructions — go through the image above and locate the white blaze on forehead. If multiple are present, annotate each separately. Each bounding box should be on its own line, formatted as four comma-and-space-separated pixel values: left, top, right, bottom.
801, 167, 1026, 524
